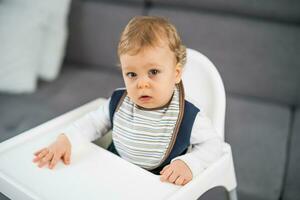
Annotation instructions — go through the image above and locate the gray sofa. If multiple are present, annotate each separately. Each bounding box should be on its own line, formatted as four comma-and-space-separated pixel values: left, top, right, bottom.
1, 0, 300, 200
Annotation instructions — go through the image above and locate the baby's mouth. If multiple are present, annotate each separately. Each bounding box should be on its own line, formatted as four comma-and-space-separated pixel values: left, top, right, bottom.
139, 95, 152, 102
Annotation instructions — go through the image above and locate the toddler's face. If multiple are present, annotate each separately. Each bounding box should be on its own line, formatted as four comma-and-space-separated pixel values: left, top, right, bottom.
120, 44, 182, 109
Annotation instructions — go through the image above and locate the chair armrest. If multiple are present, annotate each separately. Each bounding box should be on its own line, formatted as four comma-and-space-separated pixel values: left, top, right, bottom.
168, 143, 237, 200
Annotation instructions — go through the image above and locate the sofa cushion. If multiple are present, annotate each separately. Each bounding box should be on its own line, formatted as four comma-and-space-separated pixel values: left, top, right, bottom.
149, 7, 300, 106
198, 186, 269, 200
198, 186, 227, 200
65, 0, 144, 71
282, 108, 300, 200
225, 94, 291, 200
38, 65, 124, 112
0, 95, 58, 143
0, 64, 124, 143
150, 0, 300, 23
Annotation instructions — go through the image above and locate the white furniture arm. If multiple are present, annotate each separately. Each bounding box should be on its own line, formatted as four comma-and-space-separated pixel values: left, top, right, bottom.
169, 144, 237, 200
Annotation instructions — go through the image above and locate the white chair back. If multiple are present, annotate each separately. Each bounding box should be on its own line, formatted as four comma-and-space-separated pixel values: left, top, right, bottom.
182, 48, 226, 140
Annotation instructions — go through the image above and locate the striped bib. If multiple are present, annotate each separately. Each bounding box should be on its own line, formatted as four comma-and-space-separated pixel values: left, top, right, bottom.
112, 86, 180, 170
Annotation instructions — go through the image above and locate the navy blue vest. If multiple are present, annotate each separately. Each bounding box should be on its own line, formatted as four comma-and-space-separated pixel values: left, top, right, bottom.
107, 89, 199, 174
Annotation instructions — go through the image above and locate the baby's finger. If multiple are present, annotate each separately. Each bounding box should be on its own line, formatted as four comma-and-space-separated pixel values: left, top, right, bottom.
62, 150, 71, 165
49, 153, 60, 169
34, 148, 47, 156
168, 172, 180, 183
38, 151, 54, 168
160, 165, 170, 175
182, 179, 190, 185
33, 149, 49, 162
175, 176, 185, 186
160, 167, 173, 182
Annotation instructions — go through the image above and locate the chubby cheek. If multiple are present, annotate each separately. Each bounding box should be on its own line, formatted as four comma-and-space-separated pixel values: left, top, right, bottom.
125, 85, 138, 100
123, 79, 133, 91
157, 85, 174, 102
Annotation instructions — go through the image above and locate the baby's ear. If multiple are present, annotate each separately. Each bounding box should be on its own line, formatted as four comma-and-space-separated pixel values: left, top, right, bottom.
175, 63, 183, 83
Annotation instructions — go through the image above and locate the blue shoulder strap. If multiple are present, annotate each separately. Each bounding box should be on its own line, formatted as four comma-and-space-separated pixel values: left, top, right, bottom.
158, 100, 199, 167
109, 89, 126, 126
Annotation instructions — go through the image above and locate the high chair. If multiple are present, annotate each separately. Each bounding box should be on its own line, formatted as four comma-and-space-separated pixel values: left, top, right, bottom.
174, 48, 238, 199
0, 48, 237, 200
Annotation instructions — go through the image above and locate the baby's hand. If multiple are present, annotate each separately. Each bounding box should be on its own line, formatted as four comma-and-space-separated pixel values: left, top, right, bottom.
32, 134, 72, 169
159, 160, 192, 186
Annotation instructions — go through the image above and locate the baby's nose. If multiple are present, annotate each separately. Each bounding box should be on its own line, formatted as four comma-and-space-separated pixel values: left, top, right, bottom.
137, 77, 150, 89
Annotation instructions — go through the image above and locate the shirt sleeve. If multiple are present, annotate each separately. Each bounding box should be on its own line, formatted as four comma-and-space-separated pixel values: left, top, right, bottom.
171, 111, 225, 177
61, 98, 112, 147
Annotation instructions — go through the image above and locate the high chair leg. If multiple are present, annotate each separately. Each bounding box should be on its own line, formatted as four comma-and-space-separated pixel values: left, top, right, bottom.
228, 188, 238, 200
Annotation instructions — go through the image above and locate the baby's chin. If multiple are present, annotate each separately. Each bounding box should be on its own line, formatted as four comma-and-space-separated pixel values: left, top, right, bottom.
135, 100, 169, 110
135, 102, 157, 109
132, 99, 158, 109
130, 95, 172, 109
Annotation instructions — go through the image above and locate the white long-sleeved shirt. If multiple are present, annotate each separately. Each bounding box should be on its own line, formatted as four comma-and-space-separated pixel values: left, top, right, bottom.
63, 96, 224, 177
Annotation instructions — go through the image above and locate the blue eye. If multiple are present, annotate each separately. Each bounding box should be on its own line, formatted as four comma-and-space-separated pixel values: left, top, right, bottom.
126, 72, 137, 78
149, 69, 159, 76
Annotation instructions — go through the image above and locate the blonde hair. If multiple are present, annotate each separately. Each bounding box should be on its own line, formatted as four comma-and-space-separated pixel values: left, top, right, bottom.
118, 16, 186, 67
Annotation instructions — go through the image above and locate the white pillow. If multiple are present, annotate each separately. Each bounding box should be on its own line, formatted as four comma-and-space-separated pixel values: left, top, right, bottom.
0, 5, 44, 93
0, 0, 71, 93
38, 0, 71, 81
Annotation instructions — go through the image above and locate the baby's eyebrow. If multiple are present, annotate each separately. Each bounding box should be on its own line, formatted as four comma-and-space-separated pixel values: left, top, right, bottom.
146, 62, 160, 67
122, 65, 136, 71
122, 62, 161, 72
